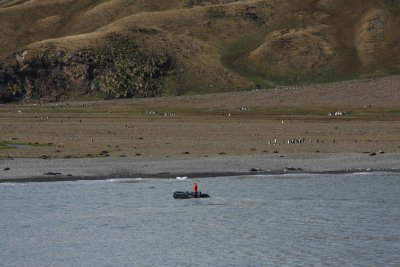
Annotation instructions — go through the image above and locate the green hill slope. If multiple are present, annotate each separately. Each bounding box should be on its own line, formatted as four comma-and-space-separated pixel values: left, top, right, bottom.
0, 0, 399, 102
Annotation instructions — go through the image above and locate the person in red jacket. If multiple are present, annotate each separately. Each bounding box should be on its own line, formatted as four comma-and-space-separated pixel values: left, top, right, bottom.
192, 181, 198, 197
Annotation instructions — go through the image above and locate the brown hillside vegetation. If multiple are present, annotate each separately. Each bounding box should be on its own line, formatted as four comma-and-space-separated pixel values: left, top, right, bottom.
0, 0, 399, 102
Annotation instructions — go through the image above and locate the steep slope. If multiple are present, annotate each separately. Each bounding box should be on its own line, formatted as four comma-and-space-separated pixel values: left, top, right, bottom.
0, 0, 399, 102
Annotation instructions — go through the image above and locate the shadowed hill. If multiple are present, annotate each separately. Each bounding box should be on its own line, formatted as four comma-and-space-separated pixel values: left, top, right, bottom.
0, 0, 399, 102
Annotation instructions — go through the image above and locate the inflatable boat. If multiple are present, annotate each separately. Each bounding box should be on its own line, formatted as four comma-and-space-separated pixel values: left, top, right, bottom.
173, 191, 210, 199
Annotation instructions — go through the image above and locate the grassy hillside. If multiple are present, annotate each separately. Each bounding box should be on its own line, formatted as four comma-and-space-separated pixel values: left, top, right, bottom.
0, 0, 399, 102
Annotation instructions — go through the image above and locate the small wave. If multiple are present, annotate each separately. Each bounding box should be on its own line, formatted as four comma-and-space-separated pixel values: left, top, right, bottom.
346, 172, 374, 176
108, 178, 144, 182
343, 171, 392, 177
60, 178, 146, 185
0, 182, 26, 187
256, 173, 321, 180
108, 178, 151, 184
61, 179, 111, 185
175, 176, 188, 181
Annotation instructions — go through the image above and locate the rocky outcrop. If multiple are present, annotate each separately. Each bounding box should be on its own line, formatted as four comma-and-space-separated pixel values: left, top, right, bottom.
0, 32, 175, 103
0, 65, 22, 103
96, 32, 174, 99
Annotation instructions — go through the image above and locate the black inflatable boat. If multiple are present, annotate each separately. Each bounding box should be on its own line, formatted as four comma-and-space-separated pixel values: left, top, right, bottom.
173, 191, 210, 199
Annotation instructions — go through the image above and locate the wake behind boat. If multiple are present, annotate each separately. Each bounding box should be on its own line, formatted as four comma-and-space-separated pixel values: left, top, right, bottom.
173, 191, 210, 199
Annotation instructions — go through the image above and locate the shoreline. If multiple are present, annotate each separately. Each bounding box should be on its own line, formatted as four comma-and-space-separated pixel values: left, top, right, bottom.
1, 169, 399, 184
1, 153, 399, 183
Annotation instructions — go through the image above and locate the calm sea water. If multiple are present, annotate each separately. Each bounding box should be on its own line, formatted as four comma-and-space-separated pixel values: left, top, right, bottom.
1, 172, 400, 266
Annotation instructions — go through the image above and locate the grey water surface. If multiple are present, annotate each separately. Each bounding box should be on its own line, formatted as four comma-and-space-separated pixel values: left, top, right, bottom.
1, 172, 400, 266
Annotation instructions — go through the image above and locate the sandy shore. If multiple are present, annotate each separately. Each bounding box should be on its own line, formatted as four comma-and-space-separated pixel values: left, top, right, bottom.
1, 153, 399, 182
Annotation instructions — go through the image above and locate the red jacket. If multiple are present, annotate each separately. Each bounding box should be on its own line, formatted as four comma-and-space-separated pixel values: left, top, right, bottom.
192, 182, 198, 193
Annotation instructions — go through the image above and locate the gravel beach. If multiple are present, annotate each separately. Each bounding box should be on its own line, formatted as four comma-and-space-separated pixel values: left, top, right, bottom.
1, 76, 399, 182
1, 153, 399, 182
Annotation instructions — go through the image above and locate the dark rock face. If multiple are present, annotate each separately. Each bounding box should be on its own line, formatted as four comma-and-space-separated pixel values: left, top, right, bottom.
0, 32, 175, 103
97, 33, 174, 99
0, 51, 93, 102
0, 68, 21, 103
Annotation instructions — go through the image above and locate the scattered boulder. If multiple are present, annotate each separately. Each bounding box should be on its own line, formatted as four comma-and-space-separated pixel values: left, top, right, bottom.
285, 167, 303, 171
44, 172, 62, 176
99, 150, 110, 156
